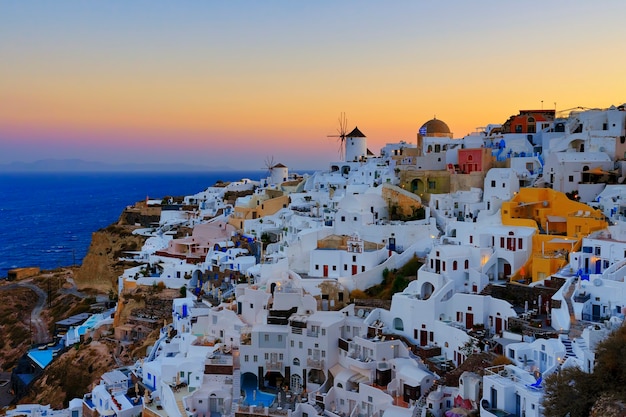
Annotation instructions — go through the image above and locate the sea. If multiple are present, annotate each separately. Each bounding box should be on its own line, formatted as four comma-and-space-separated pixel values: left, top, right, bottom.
0, 170, 272, 279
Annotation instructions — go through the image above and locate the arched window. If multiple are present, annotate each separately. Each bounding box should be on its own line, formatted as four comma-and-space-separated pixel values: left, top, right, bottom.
453, 261, 458, 271
293, 358, 300, 366
465, 260, 469, 269
393, 317, 404, 331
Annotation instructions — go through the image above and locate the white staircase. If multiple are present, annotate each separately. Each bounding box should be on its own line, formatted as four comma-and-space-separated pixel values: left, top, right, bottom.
232, 369, 241, 401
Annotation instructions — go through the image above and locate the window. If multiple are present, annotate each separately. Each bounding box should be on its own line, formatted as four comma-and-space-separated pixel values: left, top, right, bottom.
264, 334, 269, 342
428, 180, 436, 189
453, 261, 458, 270
322, 329, 326, 336
569, 175, 574, 182
353, 255, 357, 262
244, 355, 249, 362
279, 353, 283, 360
341, 216, 345, 222
332, 265, 337, 271
294, 358, 300, 366
322, 350, 326, 357
315, 264, 319, 270
278, 335, 283, 342
265, 353, 269, 360
465, 260, 469, 269
344, 265, 347, 271
362, 266, 365, 272
354, 216, 357, 221
491, 180, 496, 187
299, 341, 303, 348
250, 303, 254, 309
290, 340, 294, 347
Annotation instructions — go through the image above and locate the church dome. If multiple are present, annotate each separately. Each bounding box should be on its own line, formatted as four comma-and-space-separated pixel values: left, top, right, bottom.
419, 118, 452, 137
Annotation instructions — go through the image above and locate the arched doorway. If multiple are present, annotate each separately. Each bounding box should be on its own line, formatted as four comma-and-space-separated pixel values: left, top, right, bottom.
420, 282, 435, 300
411, 179, 425, 194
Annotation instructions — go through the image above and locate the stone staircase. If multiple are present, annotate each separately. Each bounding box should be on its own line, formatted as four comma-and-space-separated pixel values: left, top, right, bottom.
176, 396, 187, 416
228, 369, 241, 417
561, 338, 575, 359
232, 369, 241, 401
479, 284, 494, 297
412, 380, 440, 417
563, 281, 585, 339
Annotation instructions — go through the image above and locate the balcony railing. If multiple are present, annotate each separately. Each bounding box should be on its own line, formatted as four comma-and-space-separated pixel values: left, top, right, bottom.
307, 358, 324, 369
265, 361, 283, 371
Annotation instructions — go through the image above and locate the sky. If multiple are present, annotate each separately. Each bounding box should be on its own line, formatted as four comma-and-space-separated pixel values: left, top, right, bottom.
2, 1, 626, 171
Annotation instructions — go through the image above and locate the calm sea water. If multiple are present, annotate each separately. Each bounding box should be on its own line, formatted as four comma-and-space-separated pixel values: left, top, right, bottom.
0, 171, 267, 278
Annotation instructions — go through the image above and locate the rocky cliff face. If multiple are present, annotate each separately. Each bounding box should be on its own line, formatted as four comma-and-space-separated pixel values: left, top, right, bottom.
74, 225, 146, 292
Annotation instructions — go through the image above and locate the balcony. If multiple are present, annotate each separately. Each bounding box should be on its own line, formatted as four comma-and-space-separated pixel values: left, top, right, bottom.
265, 361, 283, 371
573, 292, 591, 303
306, 358, 325, 369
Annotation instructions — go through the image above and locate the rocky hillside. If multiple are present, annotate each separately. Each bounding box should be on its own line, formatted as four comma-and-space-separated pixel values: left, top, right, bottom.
19, 340, 118, 409
74, 202, 154, 292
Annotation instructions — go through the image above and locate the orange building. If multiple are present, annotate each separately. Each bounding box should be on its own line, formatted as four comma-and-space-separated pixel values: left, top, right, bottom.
501, 110, 555, 134
501, 187, 607, 282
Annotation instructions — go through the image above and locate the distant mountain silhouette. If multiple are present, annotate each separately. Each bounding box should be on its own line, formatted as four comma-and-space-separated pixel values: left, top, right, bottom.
0, 159, 232, 172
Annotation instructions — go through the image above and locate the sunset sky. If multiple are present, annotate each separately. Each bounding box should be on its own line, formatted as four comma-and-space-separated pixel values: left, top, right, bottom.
2, 1, 626, 170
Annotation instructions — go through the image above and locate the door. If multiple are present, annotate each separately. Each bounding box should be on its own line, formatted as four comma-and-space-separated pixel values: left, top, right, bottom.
592, 304, 601, 321
495, 317, 503, 334
466, 313, 474, 330
323, 265, 328, 277
352, 265, 357, 275
420, 330, 428, 346
504, 264, 511, 279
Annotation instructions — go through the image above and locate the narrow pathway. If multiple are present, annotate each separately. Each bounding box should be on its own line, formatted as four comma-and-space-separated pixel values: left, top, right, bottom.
20, 281, 52, 344
563, 280, 583, 339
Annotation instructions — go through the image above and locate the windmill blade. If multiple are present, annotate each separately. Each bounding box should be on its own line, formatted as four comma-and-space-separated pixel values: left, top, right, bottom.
327, 112, 348, 160
264, 155, 275, 176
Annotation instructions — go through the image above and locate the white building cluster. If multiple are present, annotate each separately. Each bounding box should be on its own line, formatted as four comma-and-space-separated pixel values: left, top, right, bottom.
10, 103, 626, 417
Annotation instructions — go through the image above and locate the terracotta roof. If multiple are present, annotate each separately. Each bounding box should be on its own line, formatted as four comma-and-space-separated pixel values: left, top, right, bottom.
347, 126, 366, 137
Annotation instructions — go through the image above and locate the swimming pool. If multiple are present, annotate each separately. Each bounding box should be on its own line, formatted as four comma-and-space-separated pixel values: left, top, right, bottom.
28, 348, 55, 368
241, 373, 276, 407
243, 388, 276, 407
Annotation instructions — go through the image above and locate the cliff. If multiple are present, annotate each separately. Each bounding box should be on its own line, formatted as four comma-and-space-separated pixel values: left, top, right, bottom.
74, 202, 158, 292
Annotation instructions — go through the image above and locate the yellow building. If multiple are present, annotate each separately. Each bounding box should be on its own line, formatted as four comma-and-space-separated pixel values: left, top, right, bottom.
228, 189, 289, 230
501, 188, 607, 283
